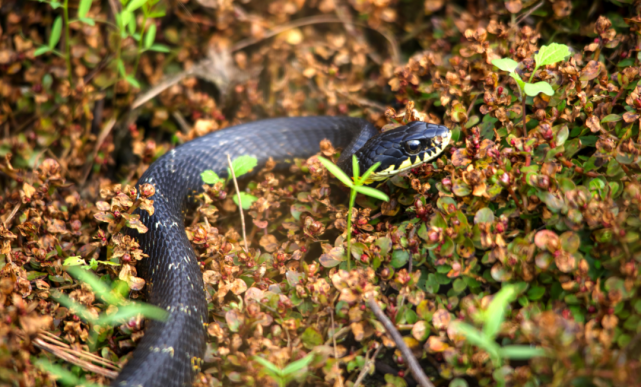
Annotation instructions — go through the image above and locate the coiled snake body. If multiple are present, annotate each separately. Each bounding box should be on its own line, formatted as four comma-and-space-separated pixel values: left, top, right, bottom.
114, 117, 450, 387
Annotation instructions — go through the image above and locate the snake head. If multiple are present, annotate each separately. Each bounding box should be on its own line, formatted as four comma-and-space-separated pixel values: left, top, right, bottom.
355, 121, 451, 183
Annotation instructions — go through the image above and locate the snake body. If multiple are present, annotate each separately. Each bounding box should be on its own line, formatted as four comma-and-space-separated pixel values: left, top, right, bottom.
114, 116, 450, 387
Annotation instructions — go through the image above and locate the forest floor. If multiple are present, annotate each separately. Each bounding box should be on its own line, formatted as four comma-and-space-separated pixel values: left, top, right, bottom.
2, 0, 641, 386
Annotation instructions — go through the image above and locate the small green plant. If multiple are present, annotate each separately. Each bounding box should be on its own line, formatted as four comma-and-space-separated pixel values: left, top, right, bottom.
33, 0, 169, 91
55, 266, 167, 338
253, 354, 315, 387
33, 0, 98, 90
35, 358, 101, 387
112, 0, 170, 89
201, 155, 259, 210
450, 285, 549, 387
35, 266, 167, 386
492, 43, 571, 135
318, 155, 389, 270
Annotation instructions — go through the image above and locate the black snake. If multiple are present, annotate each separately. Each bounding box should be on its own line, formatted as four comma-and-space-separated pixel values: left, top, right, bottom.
114, 116, 451, 386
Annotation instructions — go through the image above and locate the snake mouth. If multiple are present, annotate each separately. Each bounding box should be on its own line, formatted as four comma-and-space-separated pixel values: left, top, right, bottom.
363, 129, 452, 183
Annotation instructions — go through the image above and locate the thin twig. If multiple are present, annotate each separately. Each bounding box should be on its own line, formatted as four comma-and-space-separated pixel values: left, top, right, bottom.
172, 111, 191, 134
516, 1, 545, 25
466, 93, 480, 117
323, 326, 351, 346
522, 96, 527, 137
227, 154, 249, 252
38, 332, 120, 370
2, 203, 21, 228
353, 344, 383, 387
33, 336, 119, 379
365, 296, 434, 387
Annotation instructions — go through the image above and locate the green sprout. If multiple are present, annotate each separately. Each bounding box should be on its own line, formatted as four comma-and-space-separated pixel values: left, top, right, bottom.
55, 266, 167, 334
33, 0, 169, 91
450, 285, 549, 387
318, 155, 389, 270
36, 266, 167, 386
34, 358, 101, 387
492, 43, 571, 136
201, 155, 259, 210
253, 354, 315, 387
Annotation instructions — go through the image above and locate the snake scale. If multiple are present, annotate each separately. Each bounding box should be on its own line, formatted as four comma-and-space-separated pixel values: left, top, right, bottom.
114, 116, 450, 387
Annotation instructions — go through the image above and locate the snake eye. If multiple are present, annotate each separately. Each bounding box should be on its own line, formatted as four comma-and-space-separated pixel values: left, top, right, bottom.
404, 140, 422, 155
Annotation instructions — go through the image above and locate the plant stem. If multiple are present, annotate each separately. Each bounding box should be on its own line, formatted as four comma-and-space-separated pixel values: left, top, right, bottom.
522, 97, 527, 137
112, 34, 122, 107
63, 0, 74, 92
345, 188, 357, 270
132, 11, 148, 77
227, 154, 249, 252
366, 297, 435, 387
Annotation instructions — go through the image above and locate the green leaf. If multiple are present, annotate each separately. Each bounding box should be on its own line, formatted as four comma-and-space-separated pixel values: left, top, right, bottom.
126, 0, 148, 12
509, 72, 525, 95
117, 59, 126, 77
391, 250, 409, 268
498, 345, 548, 360
556, 125, 569, 146
66, 266, 120, 306
148, 43, 170, 53
453, 278, 467, 293
27, 271, 47, 281
125, 75, 140, 88
127, 14, 137, 36
450, 321, 501, 363
144, 23, 156, 50
352, 155, 360, 179
78, 17, 95, 26
483, 285, 518, 340
474, 207, 495, 224
282, 354, 314, 376
87, 258, 98, 270
119, 10, 132, 31
491, 58, 519, 73
449, 378, 469, 387
534, 43, 571, 67
352, 185, 390, 202
360, 161, 381, 183
78, 0, 93, 19
95, 303, 168, 325
465, 115, 480, 129
201, 170, 223, 185
318, 156, 353, 187
34, 46, 51, 56
63, 256, 86, 266
524, 81, 555, 97
301, 327, 323, 349
231, 155, 258, 178
526, 285, 546, 300
601, 114, 622, 123
49, 16, 63, 49
54, 294, 98, 323
254, 356, 283, 376
35, 359, 102, 387
233, 192, 257, 210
